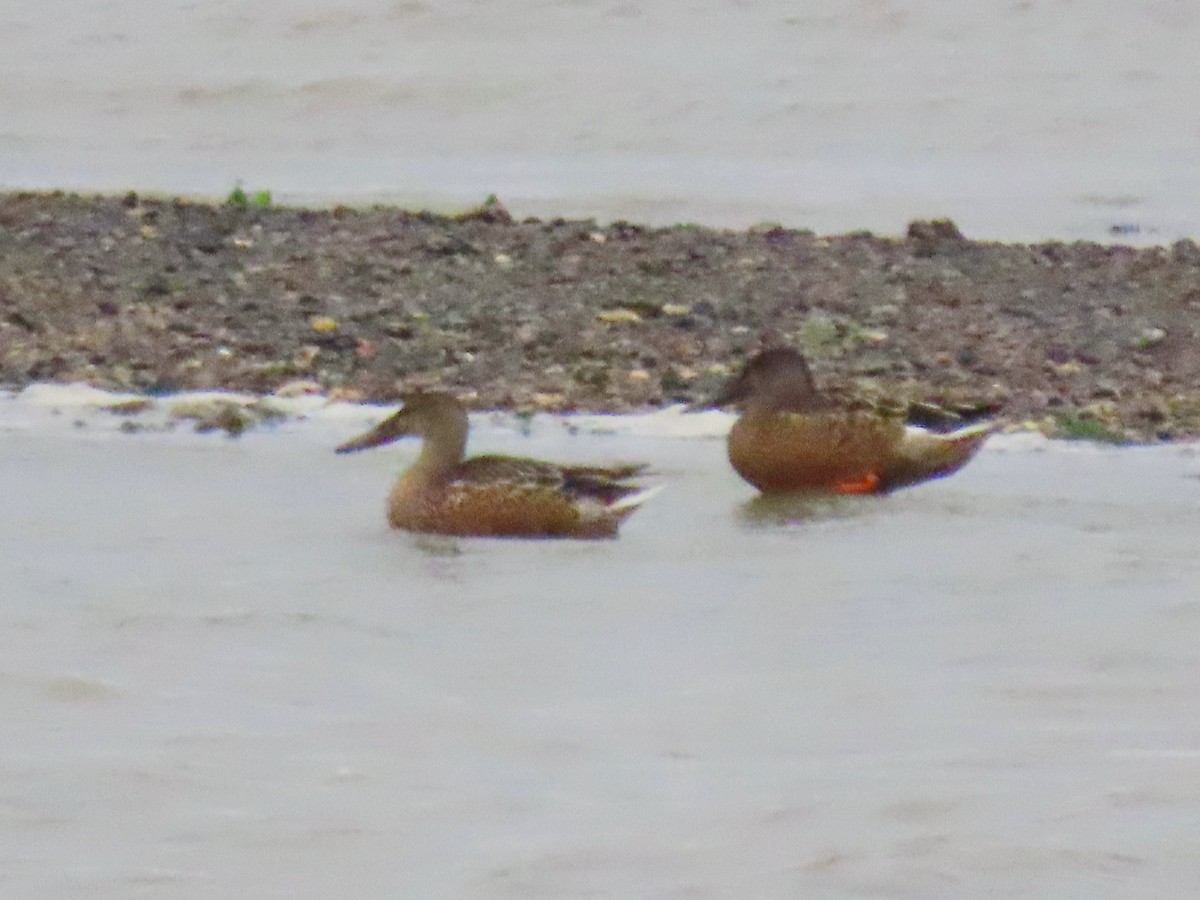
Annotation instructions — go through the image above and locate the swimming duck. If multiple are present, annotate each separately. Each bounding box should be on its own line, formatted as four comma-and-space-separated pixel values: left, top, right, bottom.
707, 347, 994, 494
336, 392, 656, 538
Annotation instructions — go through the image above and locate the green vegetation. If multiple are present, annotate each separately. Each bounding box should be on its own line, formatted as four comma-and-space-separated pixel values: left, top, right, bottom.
451, 193, 513, 224
796, 315, 875, 359
105, 398, 155, 416
225, 185, 272, 208
1053, 413, 1131, 445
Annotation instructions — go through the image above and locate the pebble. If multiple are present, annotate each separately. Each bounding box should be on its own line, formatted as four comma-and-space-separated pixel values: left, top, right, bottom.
1135, 326, 1166, 347
275, 379, 324, 397
327, 387, 364, 403
294, 345, 321, 369
311, 316, 338, 333
597, 308, 642, 324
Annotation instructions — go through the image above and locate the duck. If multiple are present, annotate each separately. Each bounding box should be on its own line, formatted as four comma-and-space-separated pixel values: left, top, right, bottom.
706, 347, 994, 494
336, 392, 657, 538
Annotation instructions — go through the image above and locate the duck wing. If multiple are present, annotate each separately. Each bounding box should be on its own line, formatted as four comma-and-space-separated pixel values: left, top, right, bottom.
822, 382, 1002, 434
559, 463, 652, 505
453, 455, 649, 503
904, 400, 1003, 433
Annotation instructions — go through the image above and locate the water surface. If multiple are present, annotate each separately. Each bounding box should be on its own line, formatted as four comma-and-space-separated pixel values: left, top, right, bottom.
3, 398, 1199, 897
2, 0, 1198, 240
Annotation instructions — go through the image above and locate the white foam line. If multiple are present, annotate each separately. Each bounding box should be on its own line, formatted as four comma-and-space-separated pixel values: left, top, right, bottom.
2, 383, 1196, 451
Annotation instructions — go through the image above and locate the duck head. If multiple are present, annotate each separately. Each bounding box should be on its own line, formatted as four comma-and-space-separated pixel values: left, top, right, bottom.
709, 347, 830, 413
336, 392, 469, 461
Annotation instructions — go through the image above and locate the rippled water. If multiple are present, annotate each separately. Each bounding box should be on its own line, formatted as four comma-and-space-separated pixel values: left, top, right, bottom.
3, 393, 1199, 897
2, 0, 1198, 240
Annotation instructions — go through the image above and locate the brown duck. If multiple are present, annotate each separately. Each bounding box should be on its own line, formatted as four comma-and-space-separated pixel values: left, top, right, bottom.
336, 392, 657, 538
708, 348, 994, 494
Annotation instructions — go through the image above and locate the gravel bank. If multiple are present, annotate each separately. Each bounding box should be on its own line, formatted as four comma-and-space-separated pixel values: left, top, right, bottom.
2, 191, 1199, 440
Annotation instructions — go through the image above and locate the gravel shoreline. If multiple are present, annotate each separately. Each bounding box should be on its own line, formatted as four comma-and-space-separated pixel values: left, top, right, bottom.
2, 190, 1199, 441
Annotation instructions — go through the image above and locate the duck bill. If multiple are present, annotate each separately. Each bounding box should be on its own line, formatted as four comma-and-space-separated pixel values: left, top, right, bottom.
335, 413, 408, 454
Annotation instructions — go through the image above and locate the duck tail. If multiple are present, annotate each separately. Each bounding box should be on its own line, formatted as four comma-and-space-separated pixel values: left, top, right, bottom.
880, 421, 995, 491
607, 483, 665, 516
945, 421, 997, 441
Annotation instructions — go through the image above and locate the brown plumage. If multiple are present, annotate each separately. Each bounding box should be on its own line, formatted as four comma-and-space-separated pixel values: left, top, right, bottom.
336, 392, 656, 538
709, 347, 994, 494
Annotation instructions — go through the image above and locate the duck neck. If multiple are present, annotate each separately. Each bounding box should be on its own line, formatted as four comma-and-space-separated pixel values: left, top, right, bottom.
409, 414, 468, 479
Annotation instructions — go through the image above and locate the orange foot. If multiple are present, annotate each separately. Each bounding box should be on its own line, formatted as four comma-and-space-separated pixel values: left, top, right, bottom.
832, 472, 881, 495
